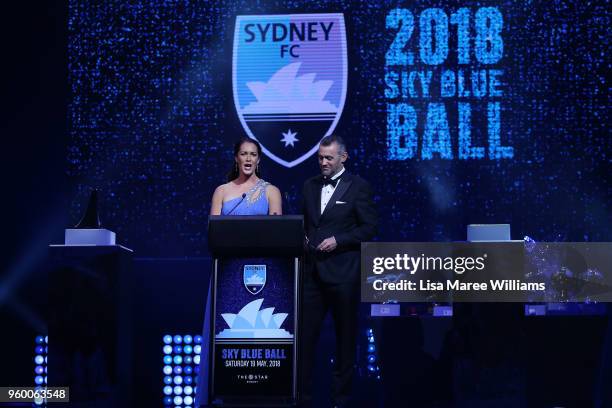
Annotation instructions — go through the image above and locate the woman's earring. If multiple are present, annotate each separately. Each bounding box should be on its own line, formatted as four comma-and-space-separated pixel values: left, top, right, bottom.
256, 163, 259, 173
235, 163, 238, 172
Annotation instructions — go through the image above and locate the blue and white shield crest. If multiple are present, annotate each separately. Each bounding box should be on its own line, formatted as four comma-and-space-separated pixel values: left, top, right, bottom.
233, 14, 347, 168
243, 265, 267, 295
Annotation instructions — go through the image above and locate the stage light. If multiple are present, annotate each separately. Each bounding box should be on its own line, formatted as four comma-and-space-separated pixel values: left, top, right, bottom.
163, 385, 173, 395
364, 328, 380, 378
162, 334, 201, 407
33, 336, 48, 403
33, 386, 44, 406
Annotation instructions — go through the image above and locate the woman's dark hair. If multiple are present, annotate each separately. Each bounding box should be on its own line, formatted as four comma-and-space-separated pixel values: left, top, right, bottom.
226, 137, 263, 181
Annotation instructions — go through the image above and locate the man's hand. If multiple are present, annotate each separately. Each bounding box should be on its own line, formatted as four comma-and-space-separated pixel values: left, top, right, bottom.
317, 236, 337, 252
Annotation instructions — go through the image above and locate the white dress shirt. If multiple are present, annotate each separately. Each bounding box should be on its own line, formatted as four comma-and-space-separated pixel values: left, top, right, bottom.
320, 167, 345, 214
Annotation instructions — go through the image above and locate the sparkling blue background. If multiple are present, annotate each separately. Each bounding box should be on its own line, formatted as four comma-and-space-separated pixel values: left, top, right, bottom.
67, 0, 610, 256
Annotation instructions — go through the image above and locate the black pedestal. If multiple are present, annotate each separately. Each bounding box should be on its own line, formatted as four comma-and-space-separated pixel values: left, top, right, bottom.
48, 244, 133, 407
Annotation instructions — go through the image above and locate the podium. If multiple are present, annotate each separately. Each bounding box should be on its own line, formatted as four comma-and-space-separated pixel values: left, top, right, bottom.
208, 215, 303, 406
48, 244, 134, 407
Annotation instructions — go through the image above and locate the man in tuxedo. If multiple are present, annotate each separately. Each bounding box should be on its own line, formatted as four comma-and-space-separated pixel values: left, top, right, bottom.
300, 135, 377, 408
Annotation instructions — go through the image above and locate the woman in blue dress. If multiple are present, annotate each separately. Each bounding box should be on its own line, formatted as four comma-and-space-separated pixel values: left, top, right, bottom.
210, 137, 282, 216
196, 137, 282, 406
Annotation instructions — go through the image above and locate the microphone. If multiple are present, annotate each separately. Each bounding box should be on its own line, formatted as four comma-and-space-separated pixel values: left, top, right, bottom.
227, 193, 246, 215
283, 191, 295, 215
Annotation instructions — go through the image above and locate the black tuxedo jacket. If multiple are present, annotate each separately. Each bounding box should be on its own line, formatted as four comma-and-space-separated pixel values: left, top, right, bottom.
302, 171, 378, 284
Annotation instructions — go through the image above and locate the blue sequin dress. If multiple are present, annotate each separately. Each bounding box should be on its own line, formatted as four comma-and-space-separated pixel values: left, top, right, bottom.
220, 179, 270, 216
196, 179, 270, 406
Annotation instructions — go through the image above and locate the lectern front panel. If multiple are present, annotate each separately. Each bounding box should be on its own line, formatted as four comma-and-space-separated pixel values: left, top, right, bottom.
211, 256, 298, 404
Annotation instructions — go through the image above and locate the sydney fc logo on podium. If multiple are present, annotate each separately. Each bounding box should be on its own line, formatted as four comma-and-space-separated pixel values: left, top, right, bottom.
233, 13, 347, 168
243, 265, 267, 295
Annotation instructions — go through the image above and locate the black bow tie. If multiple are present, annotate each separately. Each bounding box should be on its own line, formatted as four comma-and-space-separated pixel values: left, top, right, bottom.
321, 177, 340, 187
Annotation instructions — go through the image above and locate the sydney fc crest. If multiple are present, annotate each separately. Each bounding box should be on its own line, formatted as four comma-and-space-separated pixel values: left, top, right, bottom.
243, 265, 267, 295
233, 14, 347, 168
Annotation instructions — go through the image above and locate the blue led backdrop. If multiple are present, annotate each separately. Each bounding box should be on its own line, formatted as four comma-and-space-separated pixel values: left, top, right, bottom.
67, 0, 610, 256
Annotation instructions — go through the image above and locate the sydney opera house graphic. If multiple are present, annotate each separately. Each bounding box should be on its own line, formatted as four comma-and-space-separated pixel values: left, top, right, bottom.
217, 298, 293, 339
244, 271, 265, 285
242, 62, 338, 114
235, 62, 344, 166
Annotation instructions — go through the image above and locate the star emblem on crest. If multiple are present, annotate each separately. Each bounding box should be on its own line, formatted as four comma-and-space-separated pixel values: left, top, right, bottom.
280, 129, 299, 147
